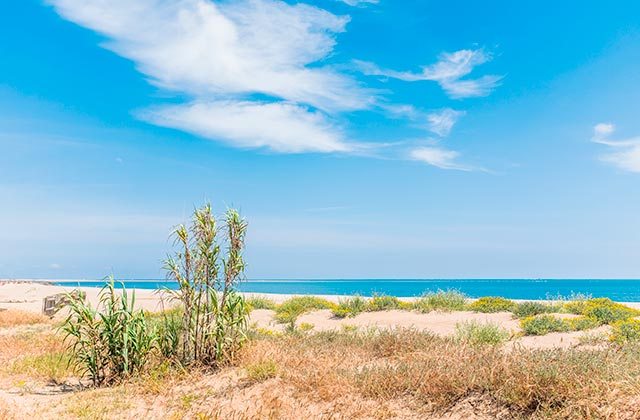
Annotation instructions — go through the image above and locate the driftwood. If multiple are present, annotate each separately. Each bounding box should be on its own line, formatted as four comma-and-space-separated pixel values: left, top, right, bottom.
42, 289, 86, 317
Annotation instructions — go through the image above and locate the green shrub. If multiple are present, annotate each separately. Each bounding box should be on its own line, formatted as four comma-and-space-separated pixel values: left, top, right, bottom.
413, 290, 466, 313
567, 316, 601, 331
520, 314, 571, 336
581, 298, 640, 324
562, 297, 639, 324
332, 296, 368, 318
467, 297, 515, 313
512, 301, 560, 318
562, 298, 589, 315
455, 321, 510, 345
62, 280, 157, 386
246, 297, 277, 311
274, 296, 337, 324
366, 295, 411, 311
610, 319, 640, 344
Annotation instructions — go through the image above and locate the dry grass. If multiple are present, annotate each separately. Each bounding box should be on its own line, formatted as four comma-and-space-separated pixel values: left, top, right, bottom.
3, 318, 640, 419
238, 329, 640, 419
0, 310, 49, 328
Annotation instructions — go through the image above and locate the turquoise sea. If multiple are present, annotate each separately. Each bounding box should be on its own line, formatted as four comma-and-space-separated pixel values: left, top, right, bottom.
53, 279, 640, 301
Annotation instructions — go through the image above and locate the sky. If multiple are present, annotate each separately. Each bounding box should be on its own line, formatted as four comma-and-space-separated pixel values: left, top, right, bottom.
1, 0, 640, 280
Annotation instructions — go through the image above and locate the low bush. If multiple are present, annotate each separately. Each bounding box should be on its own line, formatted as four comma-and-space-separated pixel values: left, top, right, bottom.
467, 297, 515, 313
562, 297, 639, 325
581, 298, 640, 324
567, 316, 601, 331
512, 301, 560, 318
332, 296, 368, 318
366, 295, 411, 311
455, 321, 509, 345
610, 319, 640, 344
413, 290, 466, 313
246, 297, 277, 311
274, 296, 337, 324
520, 314, 570, 336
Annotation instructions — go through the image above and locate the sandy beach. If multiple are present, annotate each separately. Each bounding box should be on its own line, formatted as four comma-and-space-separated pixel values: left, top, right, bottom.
3, 280, 636, 350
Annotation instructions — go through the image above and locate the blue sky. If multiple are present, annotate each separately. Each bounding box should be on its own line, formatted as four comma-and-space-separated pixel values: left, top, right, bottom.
1, 0, 640, 279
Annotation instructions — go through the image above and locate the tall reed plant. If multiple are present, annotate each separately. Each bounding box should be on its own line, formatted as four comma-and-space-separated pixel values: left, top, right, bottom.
163, 204, 249, 367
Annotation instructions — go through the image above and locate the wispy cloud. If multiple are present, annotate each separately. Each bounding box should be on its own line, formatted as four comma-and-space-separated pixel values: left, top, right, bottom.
47, 0, 372, 153
338, 0, 379, 6
409, 147, 471, 171
141, 100, 350, 153
427, 108, 465, 137
592, 123, 640, 173
47, 0, 497, 171
355, 49, 502, 99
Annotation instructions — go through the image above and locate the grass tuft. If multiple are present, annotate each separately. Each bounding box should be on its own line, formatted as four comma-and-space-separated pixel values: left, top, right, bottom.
455, 321, 509, 345
245, 360, 278, 383
246, 296, 277, 311
413, 290, 466, 313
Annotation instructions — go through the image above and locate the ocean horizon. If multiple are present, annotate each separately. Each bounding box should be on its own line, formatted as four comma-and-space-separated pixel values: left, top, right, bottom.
50, 278, 640, 302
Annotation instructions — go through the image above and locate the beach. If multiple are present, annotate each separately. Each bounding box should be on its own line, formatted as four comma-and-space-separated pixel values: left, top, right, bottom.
3, 280, 639, 350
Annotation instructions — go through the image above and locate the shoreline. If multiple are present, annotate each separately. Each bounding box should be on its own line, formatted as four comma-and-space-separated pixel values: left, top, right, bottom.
2, 280, 640, 313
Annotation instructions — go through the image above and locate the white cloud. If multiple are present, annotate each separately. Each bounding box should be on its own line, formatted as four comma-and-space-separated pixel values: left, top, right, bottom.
427, 108, 465, 137
47, 0, 495, 169
141, 100, 350, 153
338, 0, 379, 6
355, 49, 502, 98
48, 0, 373, 153
592, 123, 640, 173
409, 147, 471, 171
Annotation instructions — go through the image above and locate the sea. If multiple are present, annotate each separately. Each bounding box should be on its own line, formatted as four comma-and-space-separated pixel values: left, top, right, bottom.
52, 279, 640, 302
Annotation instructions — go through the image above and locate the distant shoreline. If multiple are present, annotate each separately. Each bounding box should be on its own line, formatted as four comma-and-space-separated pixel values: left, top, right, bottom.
2, 281, 640, 312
